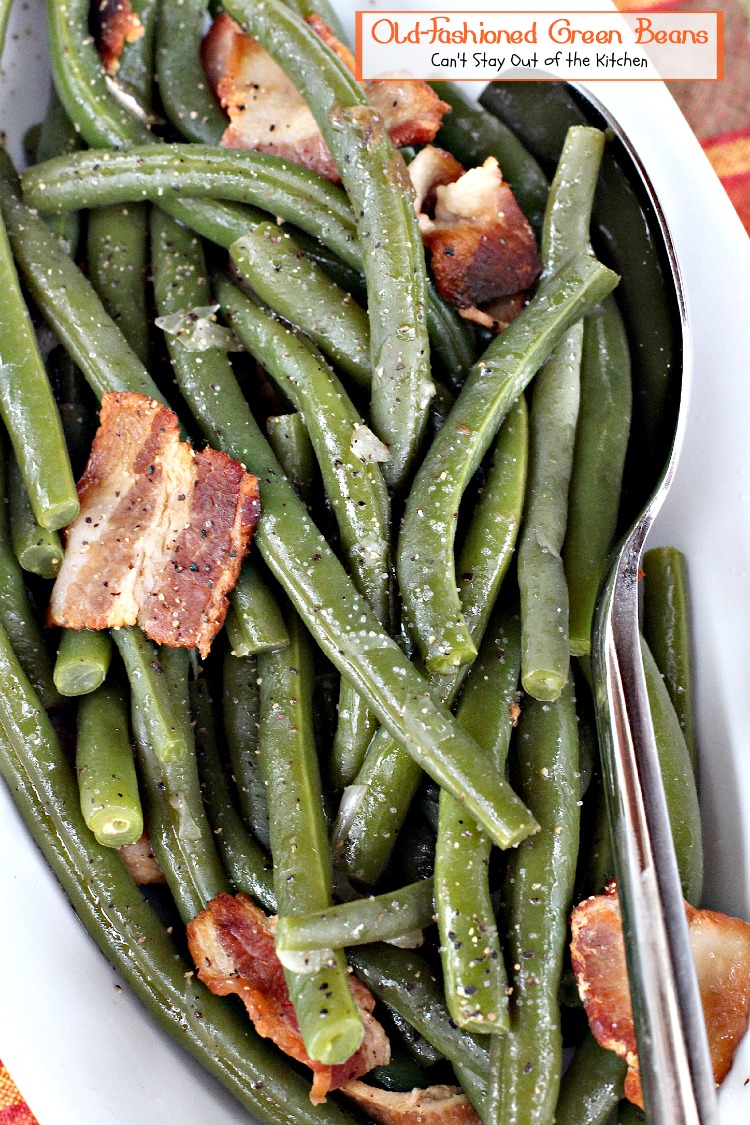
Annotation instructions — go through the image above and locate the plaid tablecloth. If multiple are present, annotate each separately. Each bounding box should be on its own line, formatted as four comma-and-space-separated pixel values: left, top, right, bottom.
1, 0, 748, 1120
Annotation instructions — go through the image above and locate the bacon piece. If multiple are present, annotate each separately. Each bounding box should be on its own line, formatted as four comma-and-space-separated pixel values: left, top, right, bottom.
408, 146, 465, 221
187, 893, 390, 1104
96, 0, 145, 76
119, 832, 165, 885
201, 14, 448, 182
48, 392, 259, 658
459, 292, 528, 334
571, 884, 750, 1106
419, 156, 541, 310
342, 1082, 480, 1125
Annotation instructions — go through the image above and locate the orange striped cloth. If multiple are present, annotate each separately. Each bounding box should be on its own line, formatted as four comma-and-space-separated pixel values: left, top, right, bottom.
0, 4, 748, 1123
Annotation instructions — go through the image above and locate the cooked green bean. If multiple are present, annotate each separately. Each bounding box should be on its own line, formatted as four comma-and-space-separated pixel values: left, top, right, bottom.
53, 627, 112, 697
266, 413, 317, 507
0, 177, 78, 531
518, 126, 605, 702
76, 682, 143, 847
643, 547, 696, 771
115, 0, 158, 111
493, 680, 580, 1124
641, 636, 703, 904
35, 87, 81, 251
554, 1031, 626, 1125
329, 682, 379, 793
47, 345, 95, 476
435, 602, 521, 1034
339, 398, 528, 885
0, 621, 357, 1125
258, 611, 365, 1065
223, 649, 270, 851
382, 1005, 443, 1069
618, 1100, 646, 1124
564, 296, 632, 656
224, 0, 432, 489
0, 444, 59, 708
230, 225, 371, 388
432, 81, 549, 234
284, 0, 349, 43
226, 564, 290, 656
275, 878, 434, 956
349, 946, 488, 1113
87, 203, 150, 365
7, 454, 64, 578
131, 647, 228, 922
112, 628, 187, 763
398, 252, 618, 677
192, 673, 276, 912
367, 1050, 431, 1096
156, 0, 226, 144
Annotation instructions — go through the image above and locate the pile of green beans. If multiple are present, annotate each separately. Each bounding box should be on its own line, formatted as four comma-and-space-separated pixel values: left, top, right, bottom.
0, 4, 709, 1125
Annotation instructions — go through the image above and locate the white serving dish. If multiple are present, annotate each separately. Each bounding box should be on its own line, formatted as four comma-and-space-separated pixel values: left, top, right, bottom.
1, 1, 749, 1121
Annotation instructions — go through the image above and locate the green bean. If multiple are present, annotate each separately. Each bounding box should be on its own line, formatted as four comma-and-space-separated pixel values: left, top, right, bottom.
275, 878, 435, 956
518, 126, 605, 702
35, 87, 82, 252
398, 252, 618, 677
641, 636, 703, 904
0, 444, 59, 708
53, 627, 112, 697
349, 946, 488, 1113
0, 180, 78, 531
554, 1031, 626, 1125
435, 601, 521, 1034
367, 1050, 431, 1095
87, 203, 150, 365
0, 622, 358, 1125
112, 628, 187, 763
76, 682, 143, 847
218, 274, 391, 628
284, 0, 349, 44
47, 345, 95, 476
24, 147, 358, 269
224, 0, 432, 489
226, 563, 290, 656
642, 547, 696, 771
223, 649, 270, 851
131, 647, 228, 921
266, 413, 317, 506
0, 159, 162, 404
339, 398, 528, 885
191, 673, 276, 912
230, 224, 371, 388
156, 0, 226, 143
258, 612, 365, 1065
564, 296, 632, 656
432, 81, 549, 234
618, 1100, 646, 1124
329, 682, 379, 793
493, 680, 580, 1124
167, 266, 536, 851
7, 454, 64, 578
115, 0, 158, 111
425, 282, 476, 390
382, 1005, 443, 1068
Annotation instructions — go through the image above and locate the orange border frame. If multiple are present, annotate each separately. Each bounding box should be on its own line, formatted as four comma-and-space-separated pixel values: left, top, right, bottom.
354, 9, 724, 82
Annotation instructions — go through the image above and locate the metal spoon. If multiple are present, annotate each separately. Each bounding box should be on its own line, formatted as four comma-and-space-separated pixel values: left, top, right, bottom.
479, 81, 717, 1124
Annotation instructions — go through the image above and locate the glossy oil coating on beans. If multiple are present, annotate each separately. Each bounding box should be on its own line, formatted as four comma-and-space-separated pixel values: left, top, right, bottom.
224, 0, 432, 489
225, 563, 291, 657
643, 547, 696, 771
7, 454, 63, 578
517, 126, 605, 702
397, 254, 617, 677
258, 611, 365, 1065
0, 620, 359, 1125
115, 0, 158, 111
275, 878, 435, 955
564, 295, 632, 657
53, 627, 112, 698
34, 88, 82, 252
0, 174, 78, 531
266, 413, 317, 507
87, 203, 150, 365
435, 602, 522, 1034
77, 681, 143, 847
167, 298, 535, 850
192, 673, 276, 912
338, 399, 528, 885
554, 1031, 626, 1125
222, 650, 270, 851
156, 0, 226, 144
494, 680, 580, 1124
112, 629, 188, 765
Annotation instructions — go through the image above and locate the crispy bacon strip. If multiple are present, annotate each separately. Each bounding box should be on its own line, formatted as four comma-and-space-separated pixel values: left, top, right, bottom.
119, 832, 165, 885
342, 1082, 480, 1125
48, 392, 259, 658
201, 13, 448, 182
187, 893, 390, 1104
571, 883, 750, 1106
96, 0, 145, 76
